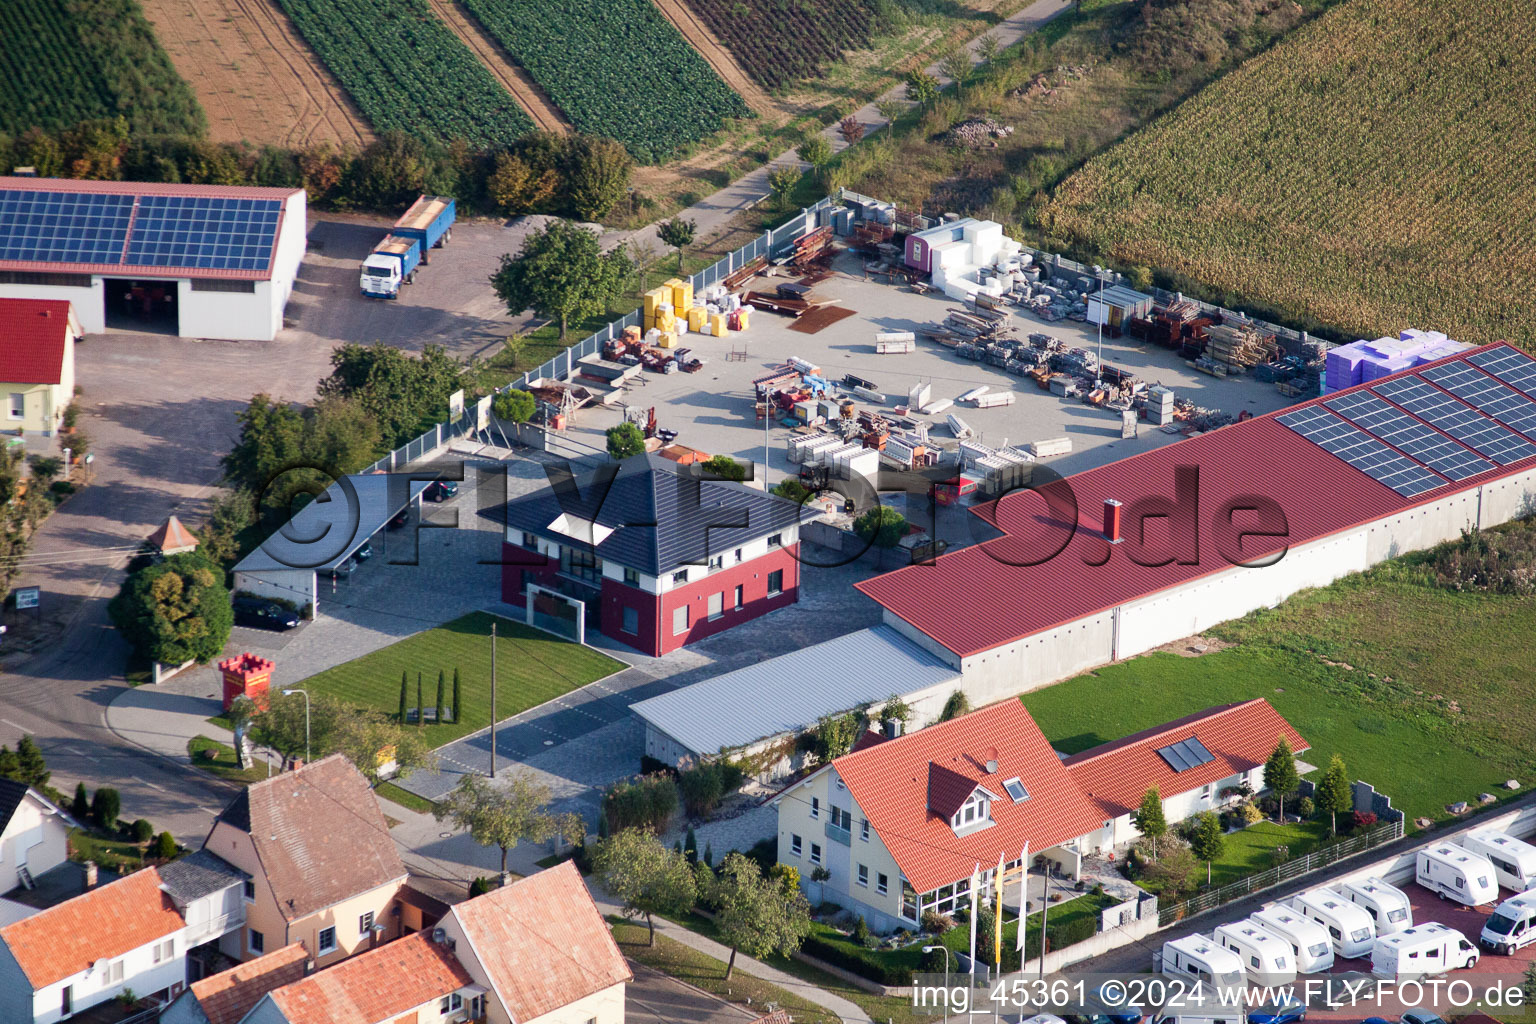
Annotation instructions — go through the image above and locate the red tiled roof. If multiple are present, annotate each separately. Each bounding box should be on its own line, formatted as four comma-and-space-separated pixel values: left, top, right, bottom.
267, 932, 471, 1024
451, 861, 631, 1021
832, 702, 1105, 893
188, 942, 309, 1024
1063, 699, 1309, 818
149, 515, 199, 553
0, 299, 74, 383
0, 868, 185, 988
856, 342, 1530, 658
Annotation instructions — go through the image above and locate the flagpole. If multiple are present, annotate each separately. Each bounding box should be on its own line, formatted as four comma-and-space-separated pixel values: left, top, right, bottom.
993, 851, 1005, 1024
1039, 859, 1049, 979
968, 863, 980, 984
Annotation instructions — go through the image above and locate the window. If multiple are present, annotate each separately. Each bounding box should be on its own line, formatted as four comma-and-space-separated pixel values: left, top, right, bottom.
61, 987, 72, 1016
832, 807, 852, 830
622, 606, 639, 634
857, 864, 869, 887
0, 271, 90, 287
877, 873, 889, 895
1200, 783, 1214, 800
810, 843, 822, 865
359, 911, 374, 936
672, 569, 689, 584
791, 834, 803, 857
248, 929, 265, 954
1002, 778, 1028, 803
860, 818, 870, 842
8, 394, 23, 419
768, 533, 783, 547
152, 939, 175, 964
523, 531, 539, 550
810, 797, 820, 819
707, 592, 723, 619
106, 959, 124, 984
624, 567, 640, 587
734, 548, 743, 563
767, 569, 783, 595
243, 879, 256, 902
440, 993, 465, 1014
559, 546, 602, 583
672, 605, 689, 636
191, 278, 256, 293
1249, 956, 1260, 969
708, 554, 724, 570
317, 927, 337, 954
734, 585, 744, 609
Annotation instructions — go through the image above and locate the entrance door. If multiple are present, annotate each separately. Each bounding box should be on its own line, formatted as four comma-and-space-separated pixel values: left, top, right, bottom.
104, 277, 179, 334
62, 985, 72, 1015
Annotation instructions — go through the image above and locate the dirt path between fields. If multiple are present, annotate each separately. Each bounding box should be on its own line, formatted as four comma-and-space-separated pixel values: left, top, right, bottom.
423, 0, 571, 134
140, 0, 372, 147
647, 0, 778, 117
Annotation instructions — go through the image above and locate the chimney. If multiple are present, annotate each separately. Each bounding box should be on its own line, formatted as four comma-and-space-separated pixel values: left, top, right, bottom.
83, 860, 98, 889
1102, 499, 1123, 544
984, 746, 998, 774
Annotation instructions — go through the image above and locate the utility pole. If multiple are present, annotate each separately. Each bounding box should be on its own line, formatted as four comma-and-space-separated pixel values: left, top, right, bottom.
489, 622, 497, 778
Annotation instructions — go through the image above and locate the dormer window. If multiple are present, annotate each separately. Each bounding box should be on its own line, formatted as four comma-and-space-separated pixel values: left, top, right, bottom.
951, 792, 990, 829
1003, 777, 1028, 803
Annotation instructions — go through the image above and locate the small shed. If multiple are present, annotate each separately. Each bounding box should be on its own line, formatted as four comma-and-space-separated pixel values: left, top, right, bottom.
1086, 285, 1155, 333
148, 515, 198, 556
903, 218, 978, 273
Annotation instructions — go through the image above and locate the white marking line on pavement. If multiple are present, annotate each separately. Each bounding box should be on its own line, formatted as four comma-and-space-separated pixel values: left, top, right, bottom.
0, 718, 30, 734
135, 777, 166, 793
198, 807, 219, 816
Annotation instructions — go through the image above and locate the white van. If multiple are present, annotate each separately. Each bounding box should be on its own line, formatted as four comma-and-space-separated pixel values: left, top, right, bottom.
1159, 935, 1246, 998
1151, 982, 1244, 1024
1212, 922, 1296, 985
1289, 888, 1376, 958
1251, 905, 1335, 973
1338, 877, 1414, 935
1370, 922, 1478, 979
1480, 888, 1536, 955
1460, 830, 1536, 893
1416, 844, 1499, 906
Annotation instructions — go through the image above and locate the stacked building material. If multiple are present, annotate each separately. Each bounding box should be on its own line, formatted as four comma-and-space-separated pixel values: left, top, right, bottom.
1205, 322, 1278, 372
1323, 330, 1473, 392
1145, 385, 1175, 426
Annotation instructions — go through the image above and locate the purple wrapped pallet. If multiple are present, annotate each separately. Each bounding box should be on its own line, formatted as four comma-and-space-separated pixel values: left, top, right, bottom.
1326, 341, 1370, 390
1362, 354, 1413, 381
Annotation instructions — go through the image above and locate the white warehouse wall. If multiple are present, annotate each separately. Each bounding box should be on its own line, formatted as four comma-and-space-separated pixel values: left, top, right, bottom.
0, 280, 104, 333
176, 279, 282, 341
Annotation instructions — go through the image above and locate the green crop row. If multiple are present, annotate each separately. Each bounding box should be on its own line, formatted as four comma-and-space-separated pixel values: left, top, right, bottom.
458, 0, 749, 161
272, 0, 532, 148
683, 0, 875, 90
0, 0, 206, 137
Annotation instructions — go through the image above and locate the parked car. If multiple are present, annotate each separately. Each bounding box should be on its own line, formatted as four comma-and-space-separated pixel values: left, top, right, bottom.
423, 480, 459, 502
1246, 994, 1306, 1024
388, 508, 410, 529
232, 597, 299, 631
325, 558, 358, 580
1399, 1011, 1449, 1024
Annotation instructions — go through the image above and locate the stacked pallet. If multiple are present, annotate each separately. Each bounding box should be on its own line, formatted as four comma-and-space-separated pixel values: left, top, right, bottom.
1205, 323, 1278, 371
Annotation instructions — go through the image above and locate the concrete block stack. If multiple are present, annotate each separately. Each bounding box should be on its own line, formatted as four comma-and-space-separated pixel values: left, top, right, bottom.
647, 278, 751, 341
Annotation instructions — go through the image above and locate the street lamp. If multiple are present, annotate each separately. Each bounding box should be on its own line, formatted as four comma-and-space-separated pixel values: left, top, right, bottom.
1093, 264, 1107, 386
922, 945, 951, 1024
281, 688, 310, 764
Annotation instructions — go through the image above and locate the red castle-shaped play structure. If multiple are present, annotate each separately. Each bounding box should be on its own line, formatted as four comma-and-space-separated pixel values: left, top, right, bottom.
220, 653, 274, 712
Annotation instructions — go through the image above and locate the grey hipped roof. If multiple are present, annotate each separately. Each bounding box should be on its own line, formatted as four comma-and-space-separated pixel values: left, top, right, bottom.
629, 625, 961, 755
495, 453, 804, 576
160, 849, 250, 905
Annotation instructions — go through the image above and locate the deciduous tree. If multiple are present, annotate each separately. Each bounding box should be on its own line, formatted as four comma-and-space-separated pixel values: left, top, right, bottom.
593, 829, 697, 946
796, 135, 833, 182
838, 116, 865, 146
905, 70, 940, 108
435, 771, 556, 875
492, 389, 535, 424
657, 217, 697, 273
713, 853, 812, 979
768, 166, 803, 211
565, 136, 633, 221
490, 221, 632, 340
109, 553, 233, 666
1189, 811, 1225, 885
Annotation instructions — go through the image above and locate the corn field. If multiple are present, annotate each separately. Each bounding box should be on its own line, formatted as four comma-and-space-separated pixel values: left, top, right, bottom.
1039, 0, 1536, 350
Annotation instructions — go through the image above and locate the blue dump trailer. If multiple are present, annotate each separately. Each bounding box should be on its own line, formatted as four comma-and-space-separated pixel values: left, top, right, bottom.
359, 195, 455, 299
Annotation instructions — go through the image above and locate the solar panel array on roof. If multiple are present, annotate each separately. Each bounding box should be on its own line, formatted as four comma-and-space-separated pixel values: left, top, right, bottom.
0, 191, 133, 264
1372, 376, 1536, 465
1156, 736, 1215, 772
126, 196, 281, 272
1420, 361, 1536, 438
1324, 391, 1495, 481
1276, 406, 1446, 496
1469, 346, 1536, 399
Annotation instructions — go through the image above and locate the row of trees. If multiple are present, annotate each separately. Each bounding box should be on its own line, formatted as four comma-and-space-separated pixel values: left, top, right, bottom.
397, 670, 461, 726
2, 121, 637, 222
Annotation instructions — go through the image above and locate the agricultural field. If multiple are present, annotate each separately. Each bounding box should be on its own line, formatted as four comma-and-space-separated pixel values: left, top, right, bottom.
457, 0, 749, 160
0, 0, 205, 136
271, 0, 532, 147
1037, 0, 1536, 349
681, 0, 876, 89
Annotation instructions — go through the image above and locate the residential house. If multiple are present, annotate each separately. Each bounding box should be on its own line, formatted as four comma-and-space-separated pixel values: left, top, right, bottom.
0, 853, 247, 1024
0, 779, 75, 894
497, 453, 804, 656
774, 699, 1307, 933
161, 943, 308, 1024
436, 861, 631, 1024
0, 298, 79, 436
201, 754, 409, 967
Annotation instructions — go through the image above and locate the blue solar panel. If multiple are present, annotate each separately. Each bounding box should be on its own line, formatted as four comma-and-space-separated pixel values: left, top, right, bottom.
125, 195, 281, 272
1323, 391, 1495, 482
1277, 405, 1446, 497
1156, 737, 1216, 773
1372, 376, 1536, 465
1420, 361, 1536, 439
1468, 346, 1536, 399
0, 191, 133, 264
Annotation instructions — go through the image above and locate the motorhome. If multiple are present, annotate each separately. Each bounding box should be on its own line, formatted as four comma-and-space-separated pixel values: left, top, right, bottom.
1251, 905, 1335, 973
1289, 888, 1376, 958
1338, 877, 1414, 936
1416, 844, 1499, 906
1370, 922, 1478, 979
1480, 888, 1536, 955
1159, 935, 1246, 997
1459, 830, 1536, 893
1212, 922, 1297, 985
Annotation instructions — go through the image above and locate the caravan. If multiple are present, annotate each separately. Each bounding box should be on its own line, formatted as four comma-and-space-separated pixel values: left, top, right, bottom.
1338, 877, 1414, 936
1150, 984, 1246, 1024
1250, 906, 1335, 973
1370, 922, 1479, 980
1459, 830, 1536, 893
1416, 844, 1499, 906
1159, 935, 1246, 998
1480, 888, 1536, 955
1289, 888, 1375, 958
1212, 922, 1297, 985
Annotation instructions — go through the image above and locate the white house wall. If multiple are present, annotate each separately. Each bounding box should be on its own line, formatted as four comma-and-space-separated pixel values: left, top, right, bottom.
29, 937, 186, 1024
0, 795, 69, 894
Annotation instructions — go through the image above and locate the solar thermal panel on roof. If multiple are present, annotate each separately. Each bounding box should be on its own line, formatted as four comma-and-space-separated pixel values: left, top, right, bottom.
1323, 391, 1495, 481
1373, 376, 1536, 465
1155, 737, 1216, 773
1420, 361, 1536, 439
1469, 346, 1536, 398
1276, 406, 1446, 497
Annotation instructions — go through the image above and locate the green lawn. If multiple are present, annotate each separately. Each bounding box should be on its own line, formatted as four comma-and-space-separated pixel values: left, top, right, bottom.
1205, 820, 1330, 887
188, 736, 270, 785
1022, 558, 1536, 827
295, 612, 623, 747
375, 781, 438, 814
68, 828, 144, 873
